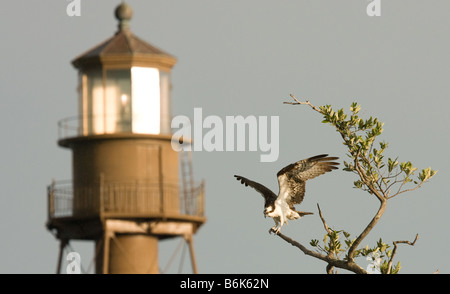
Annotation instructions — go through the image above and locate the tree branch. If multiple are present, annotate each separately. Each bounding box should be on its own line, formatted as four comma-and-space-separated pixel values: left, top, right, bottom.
317, 204, 335, 273
283, 94, 323, 113
386, 184, 425, 199
386, 234, 419, 274
354, 150, 385, 202
347, 200, 387, 261
274, 231, 367, 274
317, 203, 332, 234
345, 149, 388, 261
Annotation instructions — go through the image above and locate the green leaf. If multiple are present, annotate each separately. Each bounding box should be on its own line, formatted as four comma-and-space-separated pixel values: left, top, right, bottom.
310, 239, 319, 247
358, 119, 364, 129
388, 157, 399, 173
350, 103, 361, 114
353, 180, 364, 189
392, 261, 402, 274
419, 167, 438, 182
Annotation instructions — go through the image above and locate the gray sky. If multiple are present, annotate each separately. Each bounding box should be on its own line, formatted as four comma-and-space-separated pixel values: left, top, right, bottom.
1, 0, 449, 274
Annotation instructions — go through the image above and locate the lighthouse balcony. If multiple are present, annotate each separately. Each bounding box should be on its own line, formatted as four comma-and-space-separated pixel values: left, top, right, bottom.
47, 180, 205, 227
57, 114, 173, 140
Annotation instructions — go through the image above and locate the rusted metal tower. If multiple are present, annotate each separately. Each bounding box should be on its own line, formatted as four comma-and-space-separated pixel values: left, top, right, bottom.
46, 2, 206, 274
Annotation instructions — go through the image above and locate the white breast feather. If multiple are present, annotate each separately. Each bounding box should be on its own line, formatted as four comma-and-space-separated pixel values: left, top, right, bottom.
268, 174, 301, 231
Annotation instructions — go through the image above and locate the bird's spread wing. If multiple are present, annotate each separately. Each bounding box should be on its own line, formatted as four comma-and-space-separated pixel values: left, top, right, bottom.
234, 175, 277, 203
276, 154, 339, 208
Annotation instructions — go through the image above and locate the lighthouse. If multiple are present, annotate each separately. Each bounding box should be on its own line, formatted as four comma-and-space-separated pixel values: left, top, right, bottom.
47, 2, 206, 274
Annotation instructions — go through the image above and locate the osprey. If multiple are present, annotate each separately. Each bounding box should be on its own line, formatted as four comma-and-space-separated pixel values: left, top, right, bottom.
234, 154, 339, 234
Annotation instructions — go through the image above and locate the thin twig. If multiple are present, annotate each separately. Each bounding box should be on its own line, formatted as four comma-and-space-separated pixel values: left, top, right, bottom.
283, 94, 323, 113
386, 234, 419, 274
386, 184, 425, 199
317, 204, 336, 273
317, 204, 332, 234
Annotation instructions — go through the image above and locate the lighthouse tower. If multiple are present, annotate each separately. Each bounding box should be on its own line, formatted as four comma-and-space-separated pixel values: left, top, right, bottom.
46, 3, 206, 274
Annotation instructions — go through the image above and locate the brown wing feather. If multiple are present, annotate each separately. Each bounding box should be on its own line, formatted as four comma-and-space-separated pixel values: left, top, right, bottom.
234, 175, 277, 205
277, 154, 339, 207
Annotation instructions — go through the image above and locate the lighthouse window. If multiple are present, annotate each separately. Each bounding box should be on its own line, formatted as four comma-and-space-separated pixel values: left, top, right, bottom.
159, 71, 171, 134
131, 67, 161, 134
105, 69, 132, 133
85, 68, 104, 135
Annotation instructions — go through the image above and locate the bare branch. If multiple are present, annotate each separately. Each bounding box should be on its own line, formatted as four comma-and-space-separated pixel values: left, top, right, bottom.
347, 200, 387, 261
273, 231, 367, 274
317, 204, 332, 234
384, 173, 404, 193
283, 94, 323, 113
386, 183, 425, 199
386, 234, 419, 274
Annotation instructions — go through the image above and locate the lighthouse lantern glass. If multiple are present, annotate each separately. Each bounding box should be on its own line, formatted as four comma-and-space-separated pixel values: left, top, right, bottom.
83, 68, 104, 135
80, 66, 169, 136
159, 71, 171, 134
105, 69, 132, 133
131, 66, 161, 134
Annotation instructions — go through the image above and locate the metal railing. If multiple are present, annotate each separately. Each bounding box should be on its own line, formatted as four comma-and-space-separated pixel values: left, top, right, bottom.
57, 115, 174, 140
47, 179, 205, 220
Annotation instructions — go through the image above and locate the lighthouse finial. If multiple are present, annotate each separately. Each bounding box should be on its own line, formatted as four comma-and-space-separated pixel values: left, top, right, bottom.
115, 2, 133, 32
